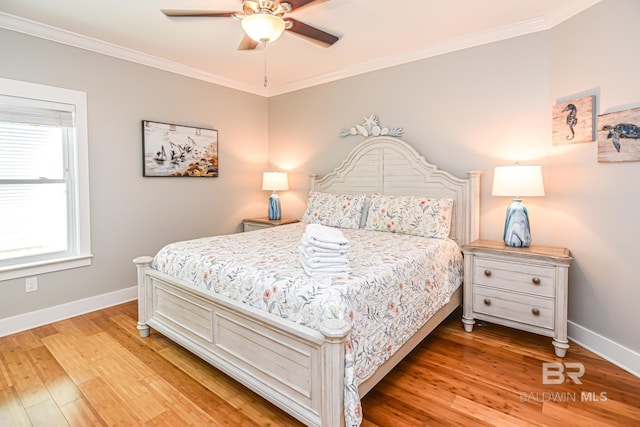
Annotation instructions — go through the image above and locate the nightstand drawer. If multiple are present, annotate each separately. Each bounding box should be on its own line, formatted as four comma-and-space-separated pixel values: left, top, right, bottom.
473, 286, 554, 330
243, 222, 272, 232
474, 258, 555, 297
242, 217, 299, 232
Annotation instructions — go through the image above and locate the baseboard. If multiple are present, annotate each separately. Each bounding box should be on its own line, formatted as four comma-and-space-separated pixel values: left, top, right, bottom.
0, 286, 137, 338
568, 320, 640, 378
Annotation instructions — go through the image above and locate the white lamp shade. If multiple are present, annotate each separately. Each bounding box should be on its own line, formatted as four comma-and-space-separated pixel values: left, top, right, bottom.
241, 14, 286, 43
492, 165, 545, 198
262, 171, 289, 191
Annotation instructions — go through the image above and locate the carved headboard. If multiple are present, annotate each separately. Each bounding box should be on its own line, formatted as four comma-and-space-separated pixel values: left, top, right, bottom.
309, 137, 481, 246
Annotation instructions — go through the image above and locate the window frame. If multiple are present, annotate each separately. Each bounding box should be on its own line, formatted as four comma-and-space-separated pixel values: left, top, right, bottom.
0, 78, 92, 281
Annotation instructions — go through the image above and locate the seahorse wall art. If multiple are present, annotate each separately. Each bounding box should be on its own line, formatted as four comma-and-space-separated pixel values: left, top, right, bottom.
552, 95, 595, 145
597, 106, 640, 163
563, 104, 578, 140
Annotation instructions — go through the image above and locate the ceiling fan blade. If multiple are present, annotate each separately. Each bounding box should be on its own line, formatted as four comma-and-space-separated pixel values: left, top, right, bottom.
238, 34, 259, 51
161, 9, 235, 18
285, 18, 339, 47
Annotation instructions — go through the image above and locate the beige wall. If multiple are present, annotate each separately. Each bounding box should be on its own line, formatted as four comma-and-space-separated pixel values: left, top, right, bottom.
269, 0, 640, 357
0, 28, 270, 319
548, 0, 640, 353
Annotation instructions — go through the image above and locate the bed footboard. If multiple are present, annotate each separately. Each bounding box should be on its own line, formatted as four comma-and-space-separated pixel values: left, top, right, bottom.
133, 256, 351, 427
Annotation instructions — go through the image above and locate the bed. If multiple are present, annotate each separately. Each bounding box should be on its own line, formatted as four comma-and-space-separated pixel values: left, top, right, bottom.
134, 136, 481, 426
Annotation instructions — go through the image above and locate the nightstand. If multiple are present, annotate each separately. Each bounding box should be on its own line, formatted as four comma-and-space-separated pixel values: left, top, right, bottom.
461, 239, 573, 357
242, 217, 299, 232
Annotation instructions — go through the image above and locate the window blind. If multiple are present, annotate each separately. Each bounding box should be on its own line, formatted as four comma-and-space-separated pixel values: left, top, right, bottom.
0, 96, 73, 263
0, 94, 75, 127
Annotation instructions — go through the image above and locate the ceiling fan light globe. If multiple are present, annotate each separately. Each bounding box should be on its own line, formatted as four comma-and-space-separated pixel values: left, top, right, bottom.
241, 13, 285, 43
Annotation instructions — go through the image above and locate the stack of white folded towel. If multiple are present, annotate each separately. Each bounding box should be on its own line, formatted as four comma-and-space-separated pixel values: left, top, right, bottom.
299, 223, 351, 277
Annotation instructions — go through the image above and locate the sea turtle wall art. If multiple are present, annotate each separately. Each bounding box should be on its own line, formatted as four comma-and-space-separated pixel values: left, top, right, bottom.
597, 106, 640, 163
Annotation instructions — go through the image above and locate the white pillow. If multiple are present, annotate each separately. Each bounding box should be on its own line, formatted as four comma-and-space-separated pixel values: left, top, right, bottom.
364, 194, 453, 238
302, 192, 366, 229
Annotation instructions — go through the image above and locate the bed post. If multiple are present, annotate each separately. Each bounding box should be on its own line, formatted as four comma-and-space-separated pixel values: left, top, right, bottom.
309, 174, 318, 193
133, 256, 153, 338
319, 319, 351, 427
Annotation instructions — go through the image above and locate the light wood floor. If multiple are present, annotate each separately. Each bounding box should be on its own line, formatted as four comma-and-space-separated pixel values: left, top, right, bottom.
1, 301, 638, 426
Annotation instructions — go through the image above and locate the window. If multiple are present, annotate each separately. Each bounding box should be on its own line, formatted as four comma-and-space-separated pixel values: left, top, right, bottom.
0, 78, 91, 280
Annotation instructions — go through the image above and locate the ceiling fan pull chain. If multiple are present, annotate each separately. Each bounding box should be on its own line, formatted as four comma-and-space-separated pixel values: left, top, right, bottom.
263, 40, 269, 87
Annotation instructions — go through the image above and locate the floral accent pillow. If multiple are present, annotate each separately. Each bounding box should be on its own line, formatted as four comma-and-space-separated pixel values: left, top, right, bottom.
302, 192, 366, 229
364, 194, 454, 238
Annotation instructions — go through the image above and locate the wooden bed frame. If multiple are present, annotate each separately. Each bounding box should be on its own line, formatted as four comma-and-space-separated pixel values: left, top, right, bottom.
134, 136, 480, 426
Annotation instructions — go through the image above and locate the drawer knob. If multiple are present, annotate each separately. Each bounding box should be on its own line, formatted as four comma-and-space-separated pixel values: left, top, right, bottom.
484, 269, 492, 277
484, 298, 491, 306
532, 277, 541, 285
531, 308, 540, 316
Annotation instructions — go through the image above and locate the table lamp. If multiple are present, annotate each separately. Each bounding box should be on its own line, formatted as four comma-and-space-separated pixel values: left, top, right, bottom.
492, 164, 545, 247
262, 171, 289, 220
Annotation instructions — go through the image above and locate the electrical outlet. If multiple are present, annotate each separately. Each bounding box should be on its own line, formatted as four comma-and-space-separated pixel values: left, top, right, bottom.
26, 277, 38, 293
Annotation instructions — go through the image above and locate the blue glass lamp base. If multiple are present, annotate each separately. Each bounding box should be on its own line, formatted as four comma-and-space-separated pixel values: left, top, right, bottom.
503, 199, 531, 247
268, 192, 281, 220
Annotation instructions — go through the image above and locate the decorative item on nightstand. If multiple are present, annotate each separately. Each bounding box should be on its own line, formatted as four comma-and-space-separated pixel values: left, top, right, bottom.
262, 171, 289, 220
492, 164, 545, 247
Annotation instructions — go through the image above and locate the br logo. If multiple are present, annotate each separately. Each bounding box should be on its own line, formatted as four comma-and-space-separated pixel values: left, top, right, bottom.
542, 362, 585, 385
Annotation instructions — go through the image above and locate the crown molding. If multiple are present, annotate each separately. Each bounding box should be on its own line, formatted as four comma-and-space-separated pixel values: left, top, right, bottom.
267, 16, 549, 96
267, 0, 603, 95
0, 12, 268, 97
543, 0, 602, 28
1, 1, 602, 98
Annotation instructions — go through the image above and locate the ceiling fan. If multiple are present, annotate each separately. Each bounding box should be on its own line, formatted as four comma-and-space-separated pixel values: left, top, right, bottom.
162, 0, 340, 51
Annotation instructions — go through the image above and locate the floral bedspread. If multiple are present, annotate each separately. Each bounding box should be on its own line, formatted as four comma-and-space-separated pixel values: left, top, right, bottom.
151, 222, 463, 426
